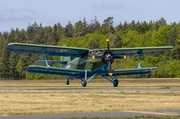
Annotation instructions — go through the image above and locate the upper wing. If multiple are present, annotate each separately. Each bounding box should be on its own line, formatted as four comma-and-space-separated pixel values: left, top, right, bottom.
92, 46, 173, 57
6, 43, 90, 57
105, 46, 173, 56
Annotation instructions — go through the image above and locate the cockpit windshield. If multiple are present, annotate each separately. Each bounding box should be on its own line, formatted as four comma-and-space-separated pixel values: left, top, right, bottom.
89, 49, 106, 56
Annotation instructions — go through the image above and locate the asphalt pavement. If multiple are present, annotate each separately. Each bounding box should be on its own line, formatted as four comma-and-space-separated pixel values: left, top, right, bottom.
0, 87, 180, 91
0, 109, 180, 119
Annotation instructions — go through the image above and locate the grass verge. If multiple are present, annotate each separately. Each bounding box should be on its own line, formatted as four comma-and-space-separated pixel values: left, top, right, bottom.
0, 90, 180, 115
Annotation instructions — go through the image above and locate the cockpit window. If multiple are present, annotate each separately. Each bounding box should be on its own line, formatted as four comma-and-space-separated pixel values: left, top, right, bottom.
89, 49, 106, 56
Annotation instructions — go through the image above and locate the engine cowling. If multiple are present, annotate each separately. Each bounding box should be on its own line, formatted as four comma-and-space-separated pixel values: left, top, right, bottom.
102, 51, 114, 64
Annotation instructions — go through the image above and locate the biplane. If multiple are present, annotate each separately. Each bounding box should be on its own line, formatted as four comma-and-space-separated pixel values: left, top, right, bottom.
6, 39, 173, 87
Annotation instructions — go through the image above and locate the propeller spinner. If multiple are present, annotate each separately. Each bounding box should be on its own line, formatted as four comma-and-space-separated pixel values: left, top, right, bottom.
92, 39, 124, 75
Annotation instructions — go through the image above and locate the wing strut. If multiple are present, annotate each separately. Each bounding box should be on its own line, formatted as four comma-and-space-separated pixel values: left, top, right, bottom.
99, 72, 114, 83
113, 56, 132, 70
138, 50, 142, 68
99, 72, 118, 87
85, 71, 98, 83
43, 48, 50, 67
82, 71, 98, 87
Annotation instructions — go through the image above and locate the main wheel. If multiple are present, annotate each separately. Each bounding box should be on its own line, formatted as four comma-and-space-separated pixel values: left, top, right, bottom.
81, 80, 87, 87
113, 79, 118, 87
66, 80, 69, 85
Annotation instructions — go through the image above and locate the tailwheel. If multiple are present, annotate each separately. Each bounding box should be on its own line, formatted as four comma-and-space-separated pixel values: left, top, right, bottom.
66, 79, 69, 85
113, 79, 118, 87
81, 80, 87, 87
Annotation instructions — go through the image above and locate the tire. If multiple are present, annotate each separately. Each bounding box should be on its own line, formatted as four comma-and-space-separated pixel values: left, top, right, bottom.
66, 80, 69, 85
113, 79, 118, 87
81, 80, 87, 87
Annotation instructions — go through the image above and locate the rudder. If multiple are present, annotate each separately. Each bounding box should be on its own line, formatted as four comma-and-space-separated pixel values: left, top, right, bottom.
61, 45, 71, 68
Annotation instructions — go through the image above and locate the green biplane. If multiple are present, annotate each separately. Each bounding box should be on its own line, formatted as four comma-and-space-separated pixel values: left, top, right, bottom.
6, 39, 173, 87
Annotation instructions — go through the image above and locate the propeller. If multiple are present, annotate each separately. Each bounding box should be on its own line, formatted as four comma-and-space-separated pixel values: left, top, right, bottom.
92, 39, 124, 75
105, 39, 113, 75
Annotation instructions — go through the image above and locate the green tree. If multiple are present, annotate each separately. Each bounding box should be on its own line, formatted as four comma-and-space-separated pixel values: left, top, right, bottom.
102, 17, 114, 29
168, 26, 179, 60
8, 29, 20, 78
87, 16, 100, 34
151, 25, 172, 46
65, 21, 73, 37
159, 17, 167, 26
114, 33, 123, 48
93, 16, 100, 31
87, 38, 98, 49
52, 24, 60, 45
122, 30, 140, 47
0, 32, 9, 74
116, 22, 123, 32
57, 23, 65, 40
74, 20, 85, 37
123, 21, 129, 30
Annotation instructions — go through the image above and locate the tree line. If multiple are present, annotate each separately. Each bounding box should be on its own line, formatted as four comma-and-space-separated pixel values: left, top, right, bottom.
0, 16, 180, 79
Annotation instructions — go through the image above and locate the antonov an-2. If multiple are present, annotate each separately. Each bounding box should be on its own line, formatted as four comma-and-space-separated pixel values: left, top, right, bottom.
6, 39, 173, 87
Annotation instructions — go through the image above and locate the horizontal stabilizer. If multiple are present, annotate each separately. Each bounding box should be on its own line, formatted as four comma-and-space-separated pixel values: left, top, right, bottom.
34, 60, 67, 64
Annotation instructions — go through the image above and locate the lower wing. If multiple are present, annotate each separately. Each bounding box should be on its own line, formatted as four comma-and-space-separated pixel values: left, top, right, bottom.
103, 67, 158, 76
27, 65, 83, 77
27, 65, 157, 79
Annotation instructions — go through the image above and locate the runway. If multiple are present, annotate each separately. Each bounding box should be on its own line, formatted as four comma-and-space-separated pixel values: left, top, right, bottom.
0, 109, 180, 119
0, 87, 180, 91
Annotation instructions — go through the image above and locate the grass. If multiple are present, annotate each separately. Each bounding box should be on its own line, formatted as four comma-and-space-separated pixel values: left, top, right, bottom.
0, 78, 180, 116
0, 78, 180, 88
0, 90, 180, 115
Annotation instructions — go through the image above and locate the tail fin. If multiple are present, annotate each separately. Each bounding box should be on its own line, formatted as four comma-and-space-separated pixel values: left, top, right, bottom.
61, 56, 71, 68
61, 45, 71, 68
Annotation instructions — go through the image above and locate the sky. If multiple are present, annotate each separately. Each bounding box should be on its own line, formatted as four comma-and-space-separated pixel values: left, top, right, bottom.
0, 0, 180, 32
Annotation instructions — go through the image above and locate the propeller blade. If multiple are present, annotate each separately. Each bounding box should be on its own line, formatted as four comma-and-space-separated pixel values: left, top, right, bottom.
108, 61, 112, 73
108, 61, 113, 75
94, 56, 105, 58
106, 39, 110, 53
113, 55, 124, 58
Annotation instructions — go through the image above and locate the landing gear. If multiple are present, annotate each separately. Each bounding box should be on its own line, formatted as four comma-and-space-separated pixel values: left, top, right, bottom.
99, 72, 119, 87
113, 79, 118, 87
81, 80, 87, 87
66, 79, 69, 85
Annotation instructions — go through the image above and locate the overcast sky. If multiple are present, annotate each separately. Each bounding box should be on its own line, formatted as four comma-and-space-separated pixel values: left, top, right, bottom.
0, 0, 179, 32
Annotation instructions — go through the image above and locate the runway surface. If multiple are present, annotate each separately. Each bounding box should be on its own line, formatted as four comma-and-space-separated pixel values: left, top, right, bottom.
0, 109, 180, 119
0, 87, 180, 91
